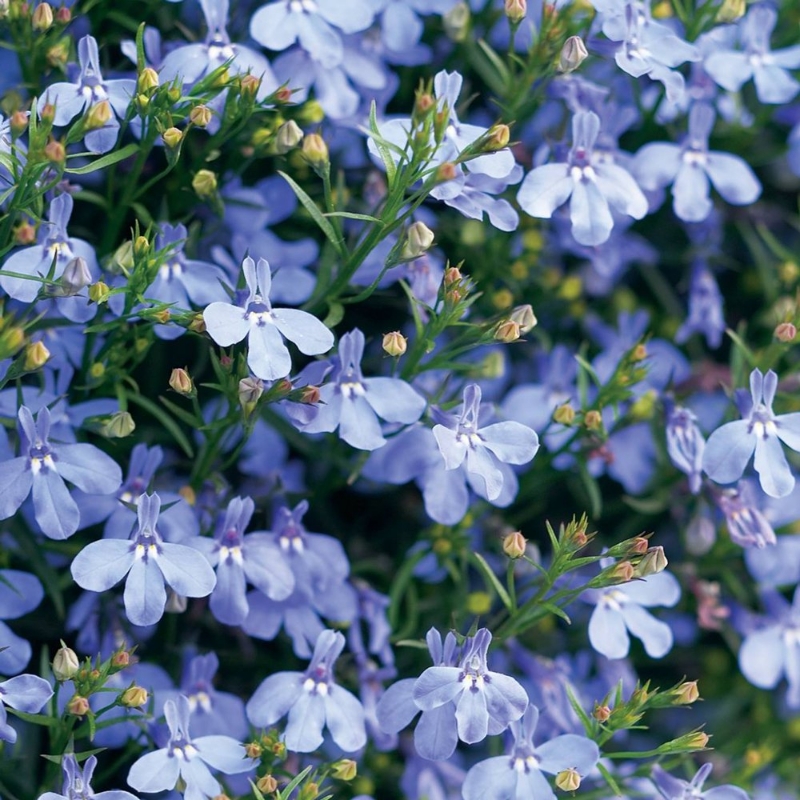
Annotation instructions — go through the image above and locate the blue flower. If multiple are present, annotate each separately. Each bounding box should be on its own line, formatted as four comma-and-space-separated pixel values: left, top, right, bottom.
703, 368, 800, 498
37, 753, 138, 800
186, 496, 295, 626
633, 103, 761, 223
517, 110, 648, 246
715, 484, 777, 549
37, 35, 135, 153
71, 493, 216, 627
0, 569, 44, 675
676, 261, 725, 349
704, 4, 800, 104
0, 405, 122, 540
0, 672, 53, 744
127, 695, 254, 797
203, 256, 333, 381
246, 628, 367, 752
462, 705, 600, 800
297, 328, 426, 450
666, 401, 706, 494
584, 568, 681, 659
652, 762, 749, 800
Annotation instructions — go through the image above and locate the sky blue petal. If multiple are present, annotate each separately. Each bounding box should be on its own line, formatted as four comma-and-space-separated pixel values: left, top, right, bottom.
124, 559, 167, 627
455, 686, 488, 743
158, 543, 217, 597
754, 64, 799, 104
178, 758, 220, 798
479, 421, 539, 465
127, 748, 180, 793
203, 302, 249, 347
588, 603, 630, 659
364, 377, 426, 424
432, 425, 467, 469
414, 703, 458, 761
775, 412, 800, 452
0, 457, 32, 519
704, 52, 752, 92
483, 672, 528, 727
753, 433, 795, 498
570, 178, 613, 246
247, 322, 292, 381
673, 162, 712, 222
620, 571, 681, 607
243, 542, 294, 601
462, 757, 516, 800
296, 13, 343, 70
517, 164, 573, 218
0, 570, 43, 618
703, 420, 755, 485
210, 560, 248, 625
382, 1, 423, 51
465, 444, 504, 501
339, 394, 386, 451
0, 674, 53, 712
704, 152, 761, 206
71, 540, 135, 592
536, 734, 600, 775
271, 308, 333, 356
620, 603, 673, 658
246, 671, 304, 727
594, 163, 648, 220
56, 444, 122, 494
739, 625, 784, 689
375, 678, 418, 733
633, 142, 681, 190
194, 735, 253, 773
32, 468, 80, 539
412, 666, 463, 710
284, 690, 325, 752
0, 621, 32, 675
704, 788, 752, 800
422, 464, 469, 524
317, 0, 375, 33
249, 2, 297, 50
325, 685, 367, 752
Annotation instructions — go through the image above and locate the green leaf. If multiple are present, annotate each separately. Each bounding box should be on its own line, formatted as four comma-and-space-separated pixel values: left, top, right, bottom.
597, 762, 623, 796
367, 101, 398, 186
477, 39, 512, 86
41, 747, 107, 765
5, 708, 59, 727
65, 144, 139, 175
278, 171, 346, 259
323, 211, 382, 224
277, 766, 314, 800
471, 552, 514, 613
323, 301, 345, 328
576, 461, 603, 518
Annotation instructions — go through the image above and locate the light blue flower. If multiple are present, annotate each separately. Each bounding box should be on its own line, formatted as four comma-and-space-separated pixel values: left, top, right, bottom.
703, 368, 800, 498
38, 754, 138, 800
0, 672, 53, 744
652, 762, 749, 800
666, 401, 706, 494
0, 569, 44, 675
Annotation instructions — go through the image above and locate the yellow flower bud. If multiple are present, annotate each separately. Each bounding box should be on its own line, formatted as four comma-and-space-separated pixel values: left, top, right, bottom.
443, 2, 470, 41
495, 319, 521, 343
192, 169, 218, 198
510, 304, 537, 333
402, 221, 435, 259
302, 133, 329, 168
672, 680, 700, 705
24, 341, 50, 370
138, 67, 159, 93
85, 101, 112, 130
466, 591, 492, 615
244, 741, 263, 759
169, 368, 193, 396
189, 105, 213, 128
558, 36, 589, 73
44, 140, 66, 164
52, 643, 80, 681
553, 403, 575, 425
67, 695, 90, 717
503, 530, 527, 559
256, 775, 278, 794
584, 409, 602, 430
555, 768, 581, 792
32, 2, 53, 31
505, 0, 526, 23
716, 0, 745, 22
102, 411, 136, 438
121, 686, 148, 708
162, 127, 183, 149
594, 704, 611, 722
275, 120, 304, 154
89, 281, 110, 304
483, 123, 510, 151
331, 759, 358, 781
632, 545, 668, 578
382, 331, 407, 357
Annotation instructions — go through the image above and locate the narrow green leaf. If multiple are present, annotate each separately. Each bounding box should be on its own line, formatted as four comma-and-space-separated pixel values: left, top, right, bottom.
323, 211, 383, 224
368, 101, 398, 186
278, 766, 314, 800
574, 353, 603, 387
278, 171, 346, 259
598, 762, 623, 796
471, 552, 514, 612
65, 144, 139, 175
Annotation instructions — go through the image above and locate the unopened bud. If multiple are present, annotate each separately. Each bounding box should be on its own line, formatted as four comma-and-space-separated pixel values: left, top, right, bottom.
189, 105, 213, 128
631, 343, 647, 362
89, 281, 110, 304
275, 120, 304, 154
716, 0, 745, 23
244, 741, 263, 759
415, 92, 435, 116
436, 162, 458, 182
46, 40, 70, 68
24, 341, 50, 370
445, 266, 463, 286
1, 326, 24, 359
402, 221, 435, 259
297, 782, 320, 800
300, 385, 321, 404
121, 686, 148, 708
503, 530, 527, 559
628, 536, 650, 555
239, 376, 264, 408
609, 560, 635, 583
483, 123, 510, 151
85, 101, 112, 130
505, 0, 526, 23
584, 409, 602, 430
102, 411, 136, 438
53, 644, 80, 681
55, 5, 69, 23
188, 314, 206, 333
672, 680, 700, 705
111, 650, 130, 668
775, 322, 796, 342
10, 110, 28, 137
302, 133, 329, 167
162, 127, 183, 149
138, 67, 159, 93
558, 36, 589, 73
633, 545, 668, 577
510, 304, 537, 333
39, 103, 56, 124
382, 331, 407, 357
67, 695, 90, 717
555, 768, 581, 792
44, 140, 65, 164
495, 319, 521, 343
193, 169, 218, 198
257, 775, 278, 794
553, 403, 575, 425
60, 257, 92, 296
32, 2, 53, 31
594, 704, 611, 722
275, 86, 293, 103
14, 222, 36, 245
240, 73, 261, 99
169, 368, 193, 396
443, 2, 470, 41
331, 759, 357, 781
153, 308, 171, 324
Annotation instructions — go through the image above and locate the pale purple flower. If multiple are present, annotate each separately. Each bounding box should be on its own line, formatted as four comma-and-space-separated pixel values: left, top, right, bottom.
203, 256, 333, 381
38, 754, 138, 800
0, 569, 44, 675
652, 762, 749, 800
0, 673, 53, 744
666, 402, 706, 494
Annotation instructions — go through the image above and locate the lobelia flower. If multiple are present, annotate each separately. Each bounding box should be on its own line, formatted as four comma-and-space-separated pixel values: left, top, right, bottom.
737, 586, 800, 708
703, 368, 800, 499
37, 35, 135, 153
461, 705, 600, 800
715, 484, 777, 549
675, 261, 725, 349
295, 328, 426, 450
652, 762, 749, 800
633, 103, 761, 223
0, 672, 54, 744
433, 383, 539, 502
246, 628, 367, 752
127, 695, 254, 797
0, 193, 98, 317
704, 4, 800, 105
0, 569, 44, 674
583, 567, 681, 659
665, 401, 706, 494
203, 256, 333, 381
0, 406, 122, 540
186, 495, 294, 626
370, 0, 458, 56
71, 493, 216, 627
517, 110, 648, 246
38, 753, 138, 800
249, 0, 375, 69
